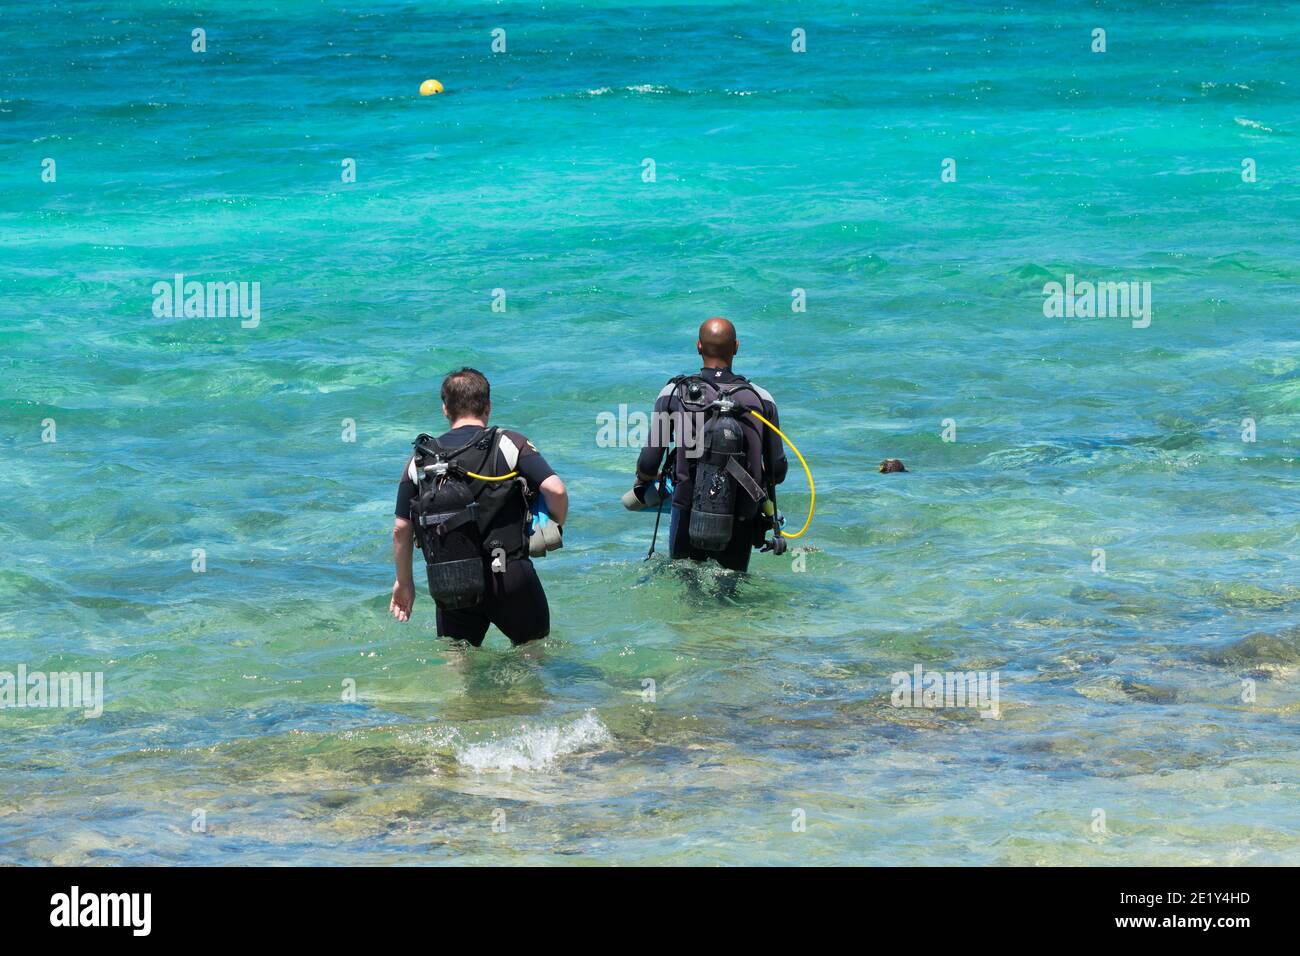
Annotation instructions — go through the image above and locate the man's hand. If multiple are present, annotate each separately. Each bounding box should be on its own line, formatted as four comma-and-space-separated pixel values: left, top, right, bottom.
390, 578, 414, 622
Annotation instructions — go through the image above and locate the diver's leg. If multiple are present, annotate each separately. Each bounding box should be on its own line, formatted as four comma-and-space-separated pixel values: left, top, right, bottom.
668, 504, 696, 560
716, 518, 754, 573
670, 504, 691, 556
436, 600, 491, 647
490, 558, 550, 645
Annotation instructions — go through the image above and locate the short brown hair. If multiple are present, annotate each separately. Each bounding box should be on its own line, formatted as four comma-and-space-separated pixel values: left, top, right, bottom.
441, 367, 490, 420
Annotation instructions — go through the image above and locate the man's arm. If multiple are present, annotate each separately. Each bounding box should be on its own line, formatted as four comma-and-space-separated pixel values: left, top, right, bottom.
539, 474, 568, 525
636, 448, 665, 483
636, 381, 677, 481
391, 456, 417, 621
391, 516, 415, 621
763, 397, 789, 486
508, 432, 569, 526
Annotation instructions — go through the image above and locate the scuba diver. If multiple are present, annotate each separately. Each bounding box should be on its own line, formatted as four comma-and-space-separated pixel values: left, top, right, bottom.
389, 367, 568, 646
628, 317, 789, 572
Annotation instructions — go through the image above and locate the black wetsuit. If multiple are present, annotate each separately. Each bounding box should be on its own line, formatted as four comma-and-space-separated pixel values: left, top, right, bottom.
637, 367, 787, 572
397, 426, 555, 645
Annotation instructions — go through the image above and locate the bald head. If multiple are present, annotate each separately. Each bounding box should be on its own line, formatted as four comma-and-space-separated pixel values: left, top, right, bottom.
697, 317, 738, 366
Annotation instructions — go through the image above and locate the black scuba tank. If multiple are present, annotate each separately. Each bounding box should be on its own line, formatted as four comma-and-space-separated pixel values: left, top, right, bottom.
413, 465, 486, 610
688, 411, 746, 550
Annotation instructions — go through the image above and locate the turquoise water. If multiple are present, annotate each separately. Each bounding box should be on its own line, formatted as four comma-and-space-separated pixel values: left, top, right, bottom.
2, 0, 1299, 864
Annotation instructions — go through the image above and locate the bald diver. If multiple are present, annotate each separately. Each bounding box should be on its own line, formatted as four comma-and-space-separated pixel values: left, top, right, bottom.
627, 317, 789, 572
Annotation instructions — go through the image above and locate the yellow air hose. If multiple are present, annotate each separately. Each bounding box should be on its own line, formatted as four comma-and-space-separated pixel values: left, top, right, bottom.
421, 462, 518, 482
745, 409, 814, 539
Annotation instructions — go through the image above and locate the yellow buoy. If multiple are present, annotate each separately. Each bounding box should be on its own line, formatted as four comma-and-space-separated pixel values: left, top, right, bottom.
419, 79, 444, 96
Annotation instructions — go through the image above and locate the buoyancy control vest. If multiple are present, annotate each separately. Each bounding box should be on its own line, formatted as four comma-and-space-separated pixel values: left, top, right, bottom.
408, 428, 529, 609
671, 375, 769, 551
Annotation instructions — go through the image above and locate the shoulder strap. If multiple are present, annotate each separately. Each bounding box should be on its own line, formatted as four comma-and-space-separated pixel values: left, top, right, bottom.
411, 433, 441, 470
417, 428, 494, 460
722, 379, 764, 407
448, 427, 495, 460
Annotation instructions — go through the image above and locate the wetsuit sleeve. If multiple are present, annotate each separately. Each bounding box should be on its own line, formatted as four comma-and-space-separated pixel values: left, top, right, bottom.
502, 431, 556, 494
395, 456, 417, 519
762, 397, 789, 486
636, 382, 676, 477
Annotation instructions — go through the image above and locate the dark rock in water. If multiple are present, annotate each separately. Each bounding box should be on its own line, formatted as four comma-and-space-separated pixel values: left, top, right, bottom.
1203, 628, 1300, 667
315, 790, 362, 810
879, 458, 907, 473
1117, 679, 1181, 705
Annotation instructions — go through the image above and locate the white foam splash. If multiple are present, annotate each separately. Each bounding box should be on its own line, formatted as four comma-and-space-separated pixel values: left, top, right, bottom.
1234, 116, 1274, 132
455, 711, 612, 773
583, 84, 670, 96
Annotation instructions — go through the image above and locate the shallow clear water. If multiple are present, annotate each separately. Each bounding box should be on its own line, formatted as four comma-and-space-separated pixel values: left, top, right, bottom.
1, 0, 1298, 864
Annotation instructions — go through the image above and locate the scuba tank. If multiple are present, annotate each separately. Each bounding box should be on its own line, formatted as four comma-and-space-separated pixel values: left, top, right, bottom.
671, 379, 768, 552
688, 403, 747, 550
